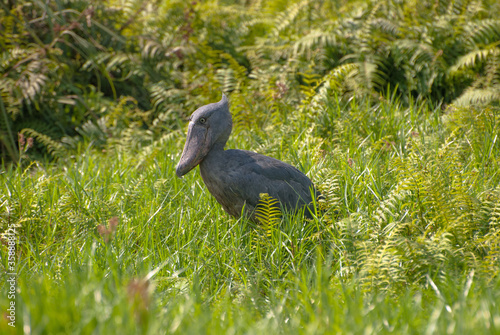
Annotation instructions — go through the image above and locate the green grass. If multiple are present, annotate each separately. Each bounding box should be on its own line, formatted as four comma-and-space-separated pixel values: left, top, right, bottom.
1, 94, 500, 334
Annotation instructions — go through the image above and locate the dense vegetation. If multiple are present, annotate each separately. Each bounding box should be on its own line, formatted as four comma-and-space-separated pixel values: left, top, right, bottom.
1, 0, 500, 333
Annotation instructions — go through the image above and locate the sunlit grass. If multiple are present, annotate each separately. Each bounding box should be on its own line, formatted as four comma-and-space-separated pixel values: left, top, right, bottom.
1, 94, 500, 334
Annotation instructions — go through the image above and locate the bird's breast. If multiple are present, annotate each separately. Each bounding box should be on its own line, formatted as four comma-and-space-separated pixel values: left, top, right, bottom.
199, 150, 248, 218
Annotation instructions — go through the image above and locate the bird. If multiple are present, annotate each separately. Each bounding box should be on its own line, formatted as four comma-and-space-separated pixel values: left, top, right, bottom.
176, 94, 319, 222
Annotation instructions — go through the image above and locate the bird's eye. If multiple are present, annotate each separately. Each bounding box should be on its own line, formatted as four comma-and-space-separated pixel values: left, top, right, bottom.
199, 117, 206, 124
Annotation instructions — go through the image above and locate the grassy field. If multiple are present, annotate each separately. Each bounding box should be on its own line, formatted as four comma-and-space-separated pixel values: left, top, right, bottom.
1, 0, 500, 333
2, 93, 500, 334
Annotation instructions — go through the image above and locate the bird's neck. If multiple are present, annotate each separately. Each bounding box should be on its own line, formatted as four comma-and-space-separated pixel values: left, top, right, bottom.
210, 142, 226, 153
199, 142, 226, 186
200, 142, 225, 169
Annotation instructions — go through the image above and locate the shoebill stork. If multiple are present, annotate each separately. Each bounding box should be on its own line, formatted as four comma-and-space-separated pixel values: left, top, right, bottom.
176, 94, 318, 222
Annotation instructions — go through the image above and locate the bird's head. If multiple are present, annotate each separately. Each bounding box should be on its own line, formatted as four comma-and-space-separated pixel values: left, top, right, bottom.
176, 94, 232, 177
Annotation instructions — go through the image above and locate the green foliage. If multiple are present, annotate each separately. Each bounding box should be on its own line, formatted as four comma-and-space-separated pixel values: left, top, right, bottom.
2, 0, 499, 163
2, 90, 500, 332
255, 192, 281, 238
1, 0, 500, 333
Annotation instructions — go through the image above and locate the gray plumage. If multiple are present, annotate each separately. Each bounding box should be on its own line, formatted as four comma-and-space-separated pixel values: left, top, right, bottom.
176, 94, 318, 221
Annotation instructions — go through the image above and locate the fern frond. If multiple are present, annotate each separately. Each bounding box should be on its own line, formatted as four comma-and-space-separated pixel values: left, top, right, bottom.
272, 0, 312, 37
450, 48, 500, 72
316, 175, 341, 214
372, 185, 411, 231
302, 63, 357, 109
17, 60, 49, 103
465, 19, 500, 46
148, 81, 184, 114
141, 39, 165, 60
475, 189, 500, 280
106, 52, 141, 78
291, 30, 337, 59
21, 128, 67, 159
216, 68, 238, 93
74, 118, 109, 146
452, 87, 500, 106
255, 193, 281, 238
369, 18, 400, 36
351, 57, 389, 93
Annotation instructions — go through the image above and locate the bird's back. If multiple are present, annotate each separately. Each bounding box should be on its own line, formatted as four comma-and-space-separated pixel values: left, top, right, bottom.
199, 148, 317, 220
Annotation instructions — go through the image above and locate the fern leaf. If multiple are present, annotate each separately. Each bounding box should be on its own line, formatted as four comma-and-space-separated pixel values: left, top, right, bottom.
255, 193, 281, 238
452, 87, 500, 106
21, 128, 66, 159
450, 48, 500, 72
370, 18, 400, 36
272, 0, 312, 37
291, 30, 337, 59
466, 19, 500, 46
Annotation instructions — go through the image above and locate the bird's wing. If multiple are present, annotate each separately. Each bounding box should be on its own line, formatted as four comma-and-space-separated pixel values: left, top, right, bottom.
220, 150, 315, 211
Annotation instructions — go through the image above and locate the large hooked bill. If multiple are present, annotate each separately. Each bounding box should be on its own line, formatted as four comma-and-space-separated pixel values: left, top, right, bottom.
176, 122, 211, 177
